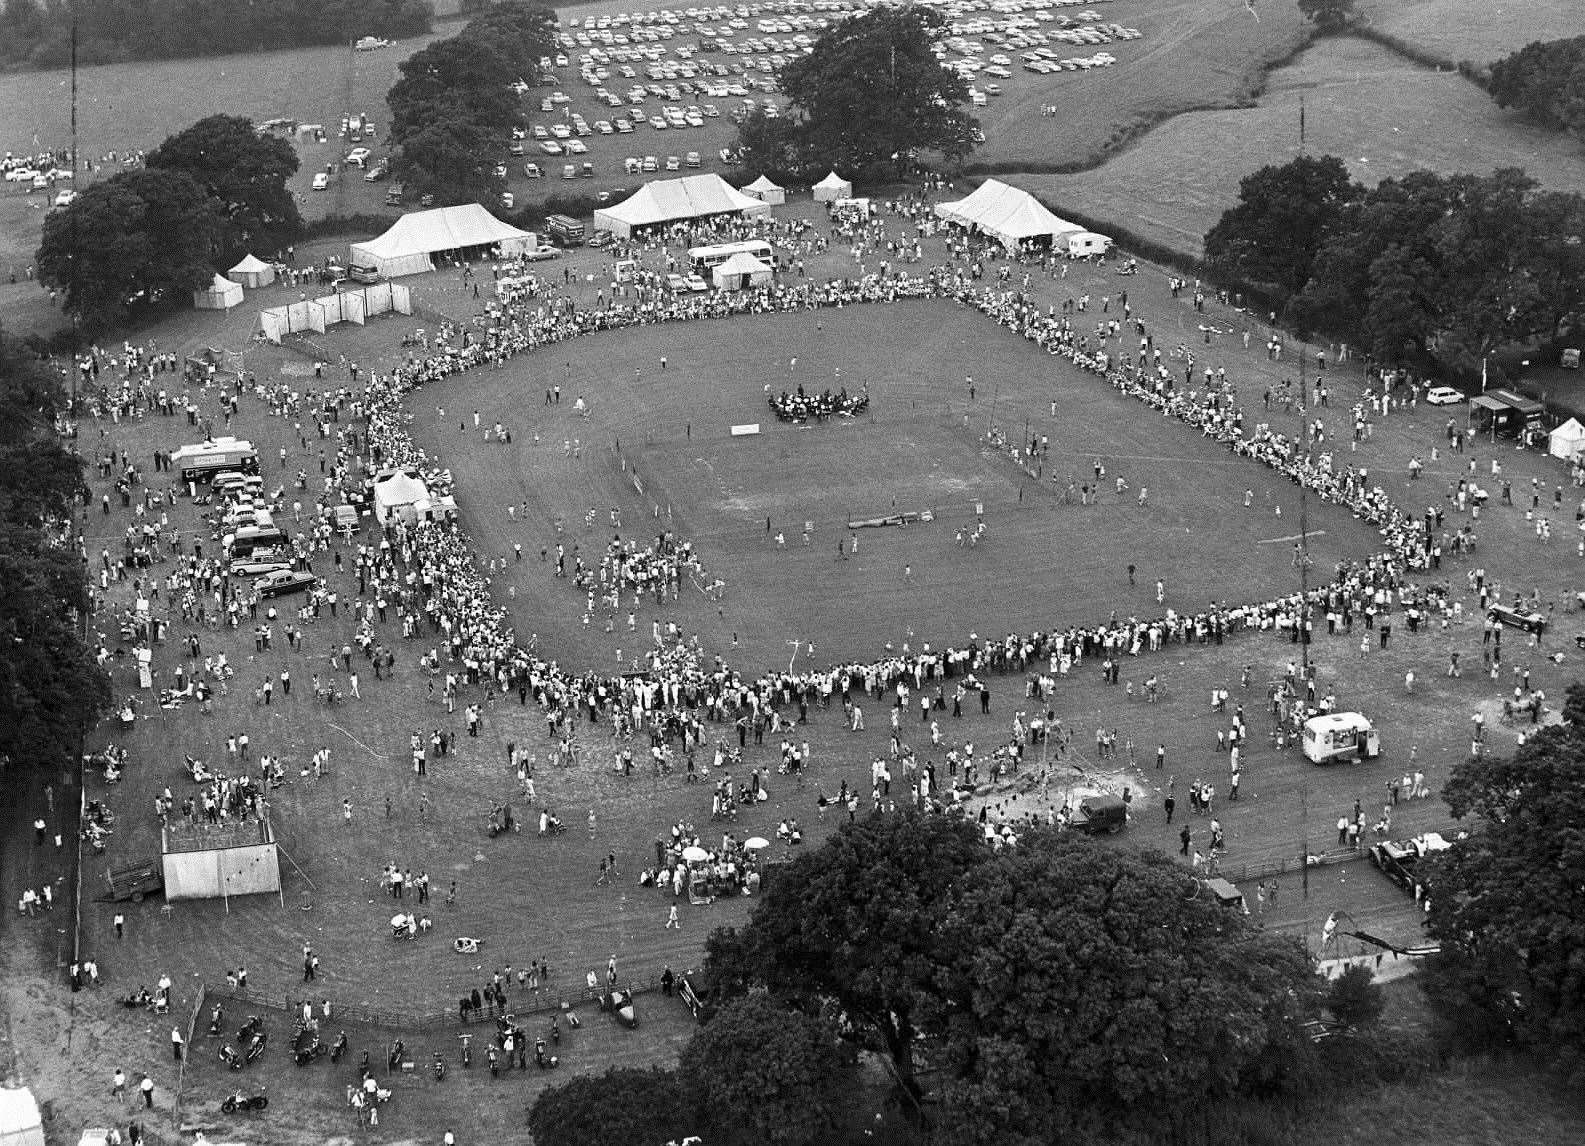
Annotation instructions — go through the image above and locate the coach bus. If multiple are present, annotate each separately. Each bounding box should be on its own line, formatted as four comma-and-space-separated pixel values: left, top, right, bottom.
687, 239, 775, 270
172, 437, 259, 484
545, 214, 585, 247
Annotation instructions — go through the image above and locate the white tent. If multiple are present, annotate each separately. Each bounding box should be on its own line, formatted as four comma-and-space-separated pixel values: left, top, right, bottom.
934, 179, 1083, 247
349, 204, 535, 279
193, 273, 244, 310
372, 470, 430, 524
1066, 231, 1114, 257
742, 174, 785, 206
1549, 417, 1585, 461
811, 171, 852, 202
592, 174, 769, 239
711, 251, 774, 290
229, 253, 275, 288
0, 1088, 44, 1146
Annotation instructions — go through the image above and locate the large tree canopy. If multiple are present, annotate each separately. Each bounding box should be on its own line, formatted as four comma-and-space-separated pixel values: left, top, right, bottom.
0, 332, 110, 771
1420, 686, 1585, 1059
704, 812, 987, 1100
1203, 154, 1359, 301
678, 994, 855, 1146
745, 7, 978, 178
36, 168, 222, 335
1488, 36, 1585, 137
525, 1065, 693, 1146
146, 115, 302, 259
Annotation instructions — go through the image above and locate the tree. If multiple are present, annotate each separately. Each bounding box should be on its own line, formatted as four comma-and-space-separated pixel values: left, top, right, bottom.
929, 831, 1320, 1143
393, 115, 506, 206
387, 35, 517, 145
458, 0, 557, 75
1488, 36, 1585, 136
526, 1066, 694, 1146
1325, 965, 1385, 1030
1297, 0, 1355, 33
146, 115, 302, 258
0, 332, 111, 772
678, 995, 856, 1145
1203, 155, 1360, 301
703, 812, 987, 1103
764, 7, 978, 178
35, 169, 222, 335
1421, 691, 1585, 1059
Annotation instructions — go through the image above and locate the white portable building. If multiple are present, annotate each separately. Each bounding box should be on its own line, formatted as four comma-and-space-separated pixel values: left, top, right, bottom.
1066, 231, 1114, 257
193, 273, 243, 310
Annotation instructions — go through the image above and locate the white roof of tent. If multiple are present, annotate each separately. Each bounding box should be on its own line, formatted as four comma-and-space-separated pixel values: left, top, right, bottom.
352, 205, 533, 263
594, 174, 768, 233
717, 251, 770, 274
813, 171, 850, 192
744, 175, 782, 193
1549, 417, 1585, 457
935, 180, 1080, 243
0, 1088, 43, 1146
229, 253, 271, 275
373, 471, 429, 507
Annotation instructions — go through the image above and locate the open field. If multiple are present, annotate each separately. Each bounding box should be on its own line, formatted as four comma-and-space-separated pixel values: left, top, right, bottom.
416, 299, 1382, 669
1009, 35, 1585, 259
1355, 0, 1585, 67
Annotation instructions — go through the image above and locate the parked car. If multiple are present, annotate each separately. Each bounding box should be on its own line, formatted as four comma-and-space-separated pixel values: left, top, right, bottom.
1425, 386, 1465, 405
1068, 794, 1126, 835
685, 273, 708, 292
229, 556, 292, 578
254, 569, 318, 598
665, 273, 688, 291
1489, 603, 1546, 635
311, 173, 329, 191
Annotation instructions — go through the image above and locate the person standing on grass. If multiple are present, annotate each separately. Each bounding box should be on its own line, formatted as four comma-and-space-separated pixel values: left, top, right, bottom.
666, 904, 679, 929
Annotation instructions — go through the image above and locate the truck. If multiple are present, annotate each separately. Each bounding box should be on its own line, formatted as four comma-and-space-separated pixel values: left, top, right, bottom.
102, 858, 164, 903
171, 437, 259, 484
1068, 793, 1127, 835
1302, 712, 1380, 764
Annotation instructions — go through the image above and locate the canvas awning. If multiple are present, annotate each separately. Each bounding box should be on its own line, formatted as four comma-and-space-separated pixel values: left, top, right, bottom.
350, 204, 534, 279
592, 174, 769, 238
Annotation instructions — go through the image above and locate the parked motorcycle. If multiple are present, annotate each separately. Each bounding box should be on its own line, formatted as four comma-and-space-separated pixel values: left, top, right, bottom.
236, 1015, 262, 1043
457, 1033, 472, 1068
220, 1090, 268, 1114
329, 1031, 348, 1063
219, 1044, 242, 1072
431, 1051, 446, 1082
243, 1030, 268, 1064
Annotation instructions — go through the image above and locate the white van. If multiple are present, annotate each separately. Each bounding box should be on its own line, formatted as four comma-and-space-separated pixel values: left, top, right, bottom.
1302, 713, 1380, 764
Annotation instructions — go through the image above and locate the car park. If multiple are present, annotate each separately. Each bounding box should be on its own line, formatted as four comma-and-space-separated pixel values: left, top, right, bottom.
665, 155, 681, 171
1425, 386, 1465, 405
540, 141, 563, 155
566, 138, 589, 154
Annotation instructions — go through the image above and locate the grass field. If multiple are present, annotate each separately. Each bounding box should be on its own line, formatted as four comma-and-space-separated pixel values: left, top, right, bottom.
1354, 0, 1585, 66
1008, 35, 1585, 259
6, 210, 1585, 1139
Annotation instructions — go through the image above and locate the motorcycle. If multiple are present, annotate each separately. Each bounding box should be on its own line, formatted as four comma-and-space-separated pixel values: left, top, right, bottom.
431, 1051, 446, 1082
220, 1090, 268, 1114
533, 1037, 558, 1070
329, 1031, 348, 1063
457, 1033, 472, 1068
219, 1044, 243, 1072
237, 1015, 263, 1043
293, 1035, 324, 1066
243, 1030, 268, 1064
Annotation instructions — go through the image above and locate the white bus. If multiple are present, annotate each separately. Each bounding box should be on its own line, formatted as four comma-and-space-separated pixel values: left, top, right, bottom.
172, 437, 259, 484
687, 239, 775, 270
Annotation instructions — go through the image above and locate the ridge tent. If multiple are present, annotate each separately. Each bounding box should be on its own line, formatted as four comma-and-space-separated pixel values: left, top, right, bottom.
372, 469, 430, 525
742, 174, 785, 205
811, 171, 852, 202
349, 204, 535, 279
228, 253, 276, 288
1549, 417, 1585, 461
193, 273, 243, 310
711, 251, 774, 290
0, 1088, 44, 1146
935, 179, 1084, 247
592, 174, 769, 239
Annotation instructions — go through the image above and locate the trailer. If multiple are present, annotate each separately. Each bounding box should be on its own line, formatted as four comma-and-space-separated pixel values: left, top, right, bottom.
102, 858, 164, 903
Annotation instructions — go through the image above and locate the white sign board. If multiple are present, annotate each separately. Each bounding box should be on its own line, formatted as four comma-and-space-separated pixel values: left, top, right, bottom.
730, 424, 761, 437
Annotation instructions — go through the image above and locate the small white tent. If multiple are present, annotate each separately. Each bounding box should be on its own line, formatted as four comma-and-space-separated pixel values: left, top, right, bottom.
372, 470, 430, 525
812, 171, 852, 202
1549, 417, 1585, 461
0, 1088, 45, 1146
711, 251, 774, 290
742, 175, 785, 206
229, 253, 275, 288
193, 273, 244, 310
